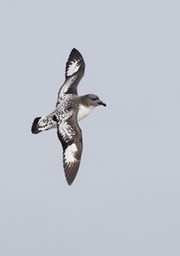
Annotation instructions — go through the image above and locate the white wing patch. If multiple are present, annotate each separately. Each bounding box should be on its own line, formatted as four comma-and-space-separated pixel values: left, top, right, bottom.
64, 143, 77, 165
60, 120, 76, 141
66, 60, 80, 77
59, 76, 76, 98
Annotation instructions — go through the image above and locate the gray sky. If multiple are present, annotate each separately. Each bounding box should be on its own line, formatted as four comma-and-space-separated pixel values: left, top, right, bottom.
0, 0, 180, 255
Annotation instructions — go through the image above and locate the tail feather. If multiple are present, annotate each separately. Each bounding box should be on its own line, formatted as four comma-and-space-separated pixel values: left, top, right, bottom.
31, 115, 57, 134
31, 117, 42, 134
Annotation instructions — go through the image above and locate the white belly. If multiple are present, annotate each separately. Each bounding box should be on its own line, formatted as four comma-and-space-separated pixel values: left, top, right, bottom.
77, 104, 95, 121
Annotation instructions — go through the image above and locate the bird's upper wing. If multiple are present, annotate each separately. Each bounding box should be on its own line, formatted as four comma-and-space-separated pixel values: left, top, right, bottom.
56, 48, 85, 105
56, 110, 83, 185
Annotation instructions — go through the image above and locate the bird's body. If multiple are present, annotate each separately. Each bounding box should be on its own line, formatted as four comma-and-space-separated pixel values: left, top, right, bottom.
77, 104, 95, 121
31, 48, 106, 185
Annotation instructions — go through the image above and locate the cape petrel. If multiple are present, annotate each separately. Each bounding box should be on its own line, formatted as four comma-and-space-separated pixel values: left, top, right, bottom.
31, 48, 106, 185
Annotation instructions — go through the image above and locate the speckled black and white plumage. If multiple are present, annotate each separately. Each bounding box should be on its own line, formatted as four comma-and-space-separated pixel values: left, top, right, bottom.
31, 48, 106, 185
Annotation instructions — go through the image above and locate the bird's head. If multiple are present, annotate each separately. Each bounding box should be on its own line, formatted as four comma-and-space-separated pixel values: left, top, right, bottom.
85, 94, 106, 108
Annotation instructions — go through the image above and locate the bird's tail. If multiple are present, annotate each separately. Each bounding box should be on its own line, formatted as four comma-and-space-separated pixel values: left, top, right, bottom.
31, 115, 57, 134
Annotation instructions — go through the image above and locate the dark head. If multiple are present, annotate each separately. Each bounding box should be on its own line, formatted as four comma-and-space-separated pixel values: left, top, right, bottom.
84, 94, 106, 107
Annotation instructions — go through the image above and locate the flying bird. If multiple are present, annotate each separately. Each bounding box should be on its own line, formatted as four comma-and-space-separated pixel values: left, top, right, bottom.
31, 48, 106, 185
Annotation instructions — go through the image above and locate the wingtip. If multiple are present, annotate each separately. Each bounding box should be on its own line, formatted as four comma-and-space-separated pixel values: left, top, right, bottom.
64, 160, 81, 186
71, 48, 80, 54
66, 179, 73, 186
69, 48, 84, 60
65, 168, 78, 185
65, 48, 85, 81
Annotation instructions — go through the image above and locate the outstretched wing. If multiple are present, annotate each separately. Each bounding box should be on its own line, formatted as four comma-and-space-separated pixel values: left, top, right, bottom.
56, 48, 85, 105
57, 112, 83, 185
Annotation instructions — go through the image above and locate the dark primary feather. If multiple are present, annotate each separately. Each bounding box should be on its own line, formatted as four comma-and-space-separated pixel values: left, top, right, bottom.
65, 48, 85, 80
56, 110, 83, 185
56, 49, 85, 104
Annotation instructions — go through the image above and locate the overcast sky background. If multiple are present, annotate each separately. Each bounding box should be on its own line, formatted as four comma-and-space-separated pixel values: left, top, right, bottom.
0, 0, 180, 255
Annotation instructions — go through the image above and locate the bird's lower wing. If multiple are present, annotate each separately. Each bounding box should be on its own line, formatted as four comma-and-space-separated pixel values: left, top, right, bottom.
57, 114, 83, 185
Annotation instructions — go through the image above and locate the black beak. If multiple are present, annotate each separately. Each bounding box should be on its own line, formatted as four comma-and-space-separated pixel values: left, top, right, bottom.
98, 100, 106, 107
